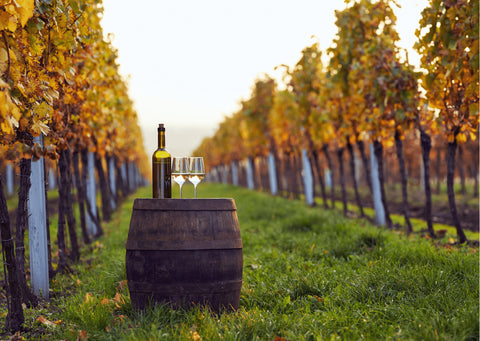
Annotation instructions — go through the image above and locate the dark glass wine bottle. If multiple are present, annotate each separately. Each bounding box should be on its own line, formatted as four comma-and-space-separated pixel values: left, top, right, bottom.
152, 124, 171, 198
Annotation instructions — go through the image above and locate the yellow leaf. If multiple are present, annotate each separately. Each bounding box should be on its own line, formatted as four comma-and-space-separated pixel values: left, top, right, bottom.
113, 292, 123, 303
16, 83, 26, 98
384, 139, 394, 148
15, 0, 35, 26
84, 292, 93, 303
31, 118, 49, 135
0, 11, 16, 32
113, 292, 125, 308
0, 78, 8, 89
7, 114, 19, 129
33, 102, 52, 118
5, 4, 16, 16
9, 101, 21, 122
190, 331, 202, 341
456, 132, 467, 143
0, 48, 8, 76
0, 121, 13, 134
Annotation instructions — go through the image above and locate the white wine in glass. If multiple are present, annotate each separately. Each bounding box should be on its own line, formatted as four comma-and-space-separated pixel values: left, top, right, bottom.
188, 157, 205, 199
172, 157, 189, 198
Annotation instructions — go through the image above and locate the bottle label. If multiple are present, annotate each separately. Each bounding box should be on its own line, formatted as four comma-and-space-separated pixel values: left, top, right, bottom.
153, 159, 171, 198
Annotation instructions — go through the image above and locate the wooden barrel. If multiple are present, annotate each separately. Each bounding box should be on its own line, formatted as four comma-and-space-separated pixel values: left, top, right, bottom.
125, 198, 243, 312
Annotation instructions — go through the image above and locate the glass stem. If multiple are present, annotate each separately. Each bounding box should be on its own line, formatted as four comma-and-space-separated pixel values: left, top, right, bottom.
194, 185, 197, 199
179, 184, 183, 199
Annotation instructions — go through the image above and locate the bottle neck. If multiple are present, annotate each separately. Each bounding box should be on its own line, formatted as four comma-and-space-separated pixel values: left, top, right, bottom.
158, 130, 166, 149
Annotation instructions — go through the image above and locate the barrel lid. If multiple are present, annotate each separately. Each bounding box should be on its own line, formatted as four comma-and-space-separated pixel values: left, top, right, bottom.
133, 198, 237, 211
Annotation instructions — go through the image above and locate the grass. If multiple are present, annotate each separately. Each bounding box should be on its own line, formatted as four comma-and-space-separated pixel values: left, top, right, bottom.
311, 180, 479, 236
1, 182, 479, 340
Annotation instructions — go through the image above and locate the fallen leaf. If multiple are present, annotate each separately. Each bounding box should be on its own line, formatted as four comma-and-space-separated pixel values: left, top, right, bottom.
114, 315, 127, 325
190, 331, 202, 341
117, 280, 127, 291
84, 292, 93, 303
37, 315, 58, 328
77, 330, 88, 341
113, 292, 125, 308
7, 331, 23, 341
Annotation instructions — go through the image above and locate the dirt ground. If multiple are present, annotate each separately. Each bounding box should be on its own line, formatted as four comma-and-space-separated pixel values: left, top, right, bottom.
338, 187, 479, 233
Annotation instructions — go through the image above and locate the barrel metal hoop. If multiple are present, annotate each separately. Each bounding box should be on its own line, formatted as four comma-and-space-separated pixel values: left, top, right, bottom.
128, 279, 243, 295
126, 238, 243, 250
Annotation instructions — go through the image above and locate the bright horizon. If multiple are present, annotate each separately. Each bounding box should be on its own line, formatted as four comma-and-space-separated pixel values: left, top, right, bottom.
100, 0, 429, 158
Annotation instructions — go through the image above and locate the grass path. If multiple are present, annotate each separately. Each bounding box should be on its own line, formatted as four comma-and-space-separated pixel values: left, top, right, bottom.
3, 183, 479, 340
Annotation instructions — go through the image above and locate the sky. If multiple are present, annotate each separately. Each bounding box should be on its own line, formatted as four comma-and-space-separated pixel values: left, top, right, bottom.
100, 0, 429, 159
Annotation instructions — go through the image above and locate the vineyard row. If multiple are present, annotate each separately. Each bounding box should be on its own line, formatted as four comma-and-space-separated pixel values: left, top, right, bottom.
193, 0, 478, 246
0, 0, 149, 331
206, 137, 478, 230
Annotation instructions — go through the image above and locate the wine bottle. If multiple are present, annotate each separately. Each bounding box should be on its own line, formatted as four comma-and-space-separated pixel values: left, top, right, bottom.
152, 123, 171, 198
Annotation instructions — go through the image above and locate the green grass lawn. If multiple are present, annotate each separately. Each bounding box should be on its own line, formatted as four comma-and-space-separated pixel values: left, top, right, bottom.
3, 183, 479, 340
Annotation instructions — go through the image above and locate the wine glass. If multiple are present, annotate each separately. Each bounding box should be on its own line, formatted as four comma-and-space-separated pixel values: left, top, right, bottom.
188, 157, 205, 199
172, 157, 189, 198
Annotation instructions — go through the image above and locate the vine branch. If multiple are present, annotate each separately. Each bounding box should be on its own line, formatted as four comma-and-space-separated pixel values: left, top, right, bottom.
2, 31, 11, 82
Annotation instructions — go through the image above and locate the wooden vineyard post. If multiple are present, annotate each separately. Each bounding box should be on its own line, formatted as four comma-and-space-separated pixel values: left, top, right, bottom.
246, 157, 254, 190
221, 165, 228, 184
208, 167, 216, 183
225, 165, 230, 184
27, 135, 49, 298
128, 162, 135, 192
133, 162, 139, 189
48, 167, 56, 190
86, 151, 99, 236
6, 163, 14, 196
219, 165, 224, 184
121, 162, 127, 192
108, 156, 116, 211
268, 153, 278, 195
325, 169, 332, 189
127, 162, 132, 193
302, 149, 315, 206
231, 161, 239, 186
370, 144, 386, 225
